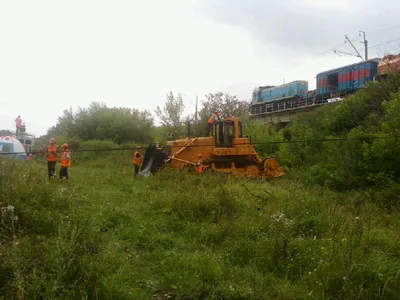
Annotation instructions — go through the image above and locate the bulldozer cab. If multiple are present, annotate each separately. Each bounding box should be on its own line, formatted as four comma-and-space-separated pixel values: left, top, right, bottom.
212, 118, 243, 147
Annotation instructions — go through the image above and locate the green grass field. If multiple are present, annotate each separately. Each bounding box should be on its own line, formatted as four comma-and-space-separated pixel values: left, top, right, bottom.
1, 158, 399, 299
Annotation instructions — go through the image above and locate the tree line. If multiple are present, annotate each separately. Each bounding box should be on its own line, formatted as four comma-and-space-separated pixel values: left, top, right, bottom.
44, 92, 250, 144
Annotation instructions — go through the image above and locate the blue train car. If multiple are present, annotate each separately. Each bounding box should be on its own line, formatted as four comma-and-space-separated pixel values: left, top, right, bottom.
252, 80, 309, 104
316, 58, 380, 95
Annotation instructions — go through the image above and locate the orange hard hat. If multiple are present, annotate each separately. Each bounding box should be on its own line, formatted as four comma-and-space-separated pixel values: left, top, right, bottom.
62, 143, 69, 149
197, 154, 202, 158
49, 138, 55, 144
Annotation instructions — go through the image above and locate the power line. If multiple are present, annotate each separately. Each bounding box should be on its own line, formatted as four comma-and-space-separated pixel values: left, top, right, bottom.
1, 135, 398, 156
284, 35, 361, 69
321, 35, 400, 65
333, 33, 366, 61
285, 32, 390, 70
368, 37, 400, 49
373, 24, 400, 34
319, 42, 347, 56
339, 37, 400, 57
316, 56, 343, 65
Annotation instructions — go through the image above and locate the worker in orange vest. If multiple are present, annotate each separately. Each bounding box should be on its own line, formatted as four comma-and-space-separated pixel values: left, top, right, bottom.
195, 154, 204, 174
133, 146, 143, 176
205, 111, 219, 136
47, 138, 58, 179
59, 143, 71, 180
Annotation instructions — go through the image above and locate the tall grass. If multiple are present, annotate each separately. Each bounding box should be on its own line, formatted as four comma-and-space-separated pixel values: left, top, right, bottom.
1, 158, 399, 299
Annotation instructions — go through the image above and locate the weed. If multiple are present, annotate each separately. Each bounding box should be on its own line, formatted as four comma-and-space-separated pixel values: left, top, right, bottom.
0, 158, 399, 299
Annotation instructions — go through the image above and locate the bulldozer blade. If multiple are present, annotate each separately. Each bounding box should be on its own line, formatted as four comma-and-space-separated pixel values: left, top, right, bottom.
140, 156, 154, 177
139, 143, 169, 176
263, 157, 286, 178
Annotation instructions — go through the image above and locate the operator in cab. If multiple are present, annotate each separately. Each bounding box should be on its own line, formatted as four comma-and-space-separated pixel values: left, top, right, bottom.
205, 111, 219, 136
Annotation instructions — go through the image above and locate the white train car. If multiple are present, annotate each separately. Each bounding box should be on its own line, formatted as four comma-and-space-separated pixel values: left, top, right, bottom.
16, 132, 35, 154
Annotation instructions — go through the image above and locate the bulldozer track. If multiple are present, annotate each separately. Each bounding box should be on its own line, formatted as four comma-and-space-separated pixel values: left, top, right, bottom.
205, 158, 260, 170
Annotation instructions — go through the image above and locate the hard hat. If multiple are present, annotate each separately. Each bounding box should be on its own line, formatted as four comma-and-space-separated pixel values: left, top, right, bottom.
136, 145, 141, 149
197, 154, 202, 158
49, 138, 55, 143
62, 143, 69, 149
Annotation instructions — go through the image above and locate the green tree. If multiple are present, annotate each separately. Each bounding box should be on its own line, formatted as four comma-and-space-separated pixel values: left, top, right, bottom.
0, 129, 13, 136
45, 102, 154, 144
154, 91, 185, 134
154, 91, 186, 140
198, 92, 250, 121
189, 92, 250, 136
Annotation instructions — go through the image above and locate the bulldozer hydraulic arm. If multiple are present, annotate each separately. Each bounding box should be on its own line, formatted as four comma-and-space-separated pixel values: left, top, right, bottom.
165, 137, 198, 163
168, 156, 196, 166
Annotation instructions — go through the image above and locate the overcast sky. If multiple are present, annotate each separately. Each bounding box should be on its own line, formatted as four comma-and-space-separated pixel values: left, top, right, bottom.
1, 0, 399, 136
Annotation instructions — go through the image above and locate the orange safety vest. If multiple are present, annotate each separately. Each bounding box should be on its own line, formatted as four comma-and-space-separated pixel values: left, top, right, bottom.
208, 113, 218, 124
47, 145, 58, 162
195, 159, 204, 174
61, 150, 71, 167
133, 151, 142, 165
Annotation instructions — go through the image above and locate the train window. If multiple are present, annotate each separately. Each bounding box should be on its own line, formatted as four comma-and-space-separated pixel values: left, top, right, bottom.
19, 139, 24, 144
25, 140, 32, 145
224, 121, 235, 145
213, 121, 225, 146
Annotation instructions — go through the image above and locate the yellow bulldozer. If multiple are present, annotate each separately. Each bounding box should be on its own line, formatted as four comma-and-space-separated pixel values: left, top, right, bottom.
140, 117, 285, 179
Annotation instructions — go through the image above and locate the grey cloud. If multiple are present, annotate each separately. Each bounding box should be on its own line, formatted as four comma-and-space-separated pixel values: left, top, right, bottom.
194, 0, 400, 58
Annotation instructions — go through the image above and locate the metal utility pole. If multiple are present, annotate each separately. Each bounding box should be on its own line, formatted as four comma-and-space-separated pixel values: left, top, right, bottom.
345, 35, 364, 61
195, 92, 198, 121
359, 31, 368, 60
333, 34, 364, 61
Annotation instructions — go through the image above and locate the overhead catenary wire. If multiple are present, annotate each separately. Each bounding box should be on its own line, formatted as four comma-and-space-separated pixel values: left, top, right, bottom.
1, 135, 398, 156
373, 24, 400, 34
295, 34, 400, 69
331, 36, 400, 61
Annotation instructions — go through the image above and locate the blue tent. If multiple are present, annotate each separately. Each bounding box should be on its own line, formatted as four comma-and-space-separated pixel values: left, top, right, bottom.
0, 136, 26, 160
